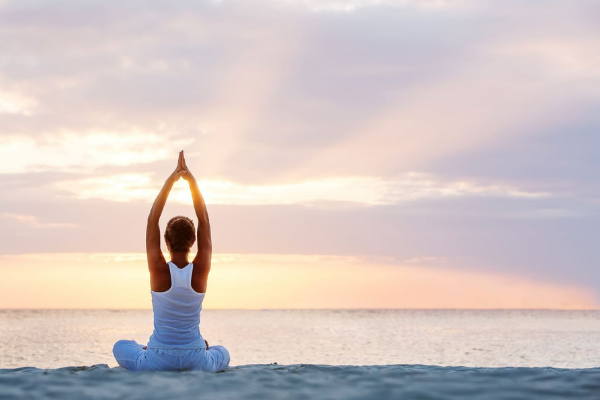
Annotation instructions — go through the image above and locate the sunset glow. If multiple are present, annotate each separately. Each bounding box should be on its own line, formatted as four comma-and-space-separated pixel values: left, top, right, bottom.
0, 253, 595, 310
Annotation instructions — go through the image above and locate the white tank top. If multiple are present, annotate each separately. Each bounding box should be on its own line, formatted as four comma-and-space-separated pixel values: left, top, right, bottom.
147, 262, 206, 349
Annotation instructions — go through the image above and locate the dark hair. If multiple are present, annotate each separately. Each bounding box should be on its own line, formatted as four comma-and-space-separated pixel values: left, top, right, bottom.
164, 216, 196, 252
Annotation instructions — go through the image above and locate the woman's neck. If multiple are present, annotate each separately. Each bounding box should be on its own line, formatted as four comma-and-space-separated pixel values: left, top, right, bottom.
169, 252, 190, 268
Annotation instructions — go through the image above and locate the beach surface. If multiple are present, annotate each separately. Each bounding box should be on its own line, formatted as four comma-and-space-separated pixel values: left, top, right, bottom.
2, 363, 599, 400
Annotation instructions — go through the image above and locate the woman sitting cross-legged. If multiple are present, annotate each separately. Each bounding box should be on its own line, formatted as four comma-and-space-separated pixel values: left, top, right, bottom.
113, 151, 229, 372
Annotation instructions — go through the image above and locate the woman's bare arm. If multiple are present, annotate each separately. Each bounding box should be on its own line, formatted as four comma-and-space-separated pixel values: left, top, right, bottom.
180, 153, 212, 273
146, 151, 185, 271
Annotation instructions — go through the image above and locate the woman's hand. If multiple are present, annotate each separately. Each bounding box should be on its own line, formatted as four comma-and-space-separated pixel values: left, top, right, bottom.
168, 151, 187, 182
179, 151, 195, 182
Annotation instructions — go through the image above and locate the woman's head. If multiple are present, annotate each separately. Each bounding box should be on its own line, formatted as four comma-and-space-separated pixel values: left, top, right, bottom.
165, 216, 196, 253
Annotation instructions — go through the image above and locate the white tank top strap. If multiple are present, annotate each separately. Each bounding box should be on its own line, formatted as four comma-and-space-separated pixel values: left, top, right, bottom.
167, 262, 194, 289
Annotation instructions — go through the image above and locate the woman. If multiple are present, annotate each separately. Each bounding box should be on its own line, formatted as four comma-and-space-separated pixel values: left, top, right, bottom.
113, 151, 230, 372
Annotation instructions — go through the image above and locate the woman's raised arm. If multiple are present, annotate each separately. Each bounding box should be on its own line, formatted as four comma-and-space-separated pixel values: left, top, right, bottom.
180, 152, 212, 271
146, 151, 186, 270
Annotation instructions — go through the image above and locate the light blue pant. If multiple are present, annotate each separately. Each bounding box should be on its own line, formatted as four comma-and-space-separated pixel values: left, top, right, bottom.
113, 340, 230, 372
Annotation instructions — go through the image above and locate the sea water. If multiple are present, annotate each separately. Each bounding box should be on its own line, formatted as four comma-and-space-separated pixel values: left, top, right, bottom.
1, 309, 599, 369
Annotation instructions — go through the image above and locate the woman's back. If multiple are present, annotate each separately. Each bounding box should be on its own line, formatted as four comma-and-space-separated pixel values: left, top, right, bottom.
147, 262, 206, 349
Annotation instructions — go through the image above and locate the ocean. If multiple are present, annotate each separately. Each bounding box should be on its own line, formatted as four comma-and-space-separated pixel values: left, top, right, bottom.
2, 309, 600, 369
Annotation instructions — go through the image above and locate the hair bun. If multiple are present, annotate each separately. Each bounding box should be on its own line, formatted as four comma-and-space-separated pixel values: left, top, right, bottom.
165, 216, 196, 252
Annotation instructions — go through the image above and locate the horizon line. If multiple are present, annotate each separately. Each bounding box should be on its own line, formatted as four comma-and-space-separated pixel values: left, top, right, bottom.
0, 308, 598, 311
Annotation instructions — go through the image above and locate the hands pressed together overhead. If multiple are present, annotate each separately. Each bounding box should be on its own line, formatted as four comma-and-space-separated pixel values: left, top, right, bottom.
170, 150, 194, 182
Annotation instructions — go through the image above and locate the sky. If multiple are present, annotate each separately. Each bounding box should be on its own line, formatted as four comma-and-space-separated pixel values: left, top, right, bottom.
0, 0, 598, 309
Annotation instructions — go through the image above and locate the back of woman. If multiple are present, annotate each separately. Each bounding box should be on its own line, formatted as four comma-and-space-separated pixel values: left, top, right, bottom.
112, 151, 230, 372
148, 261, 205, 349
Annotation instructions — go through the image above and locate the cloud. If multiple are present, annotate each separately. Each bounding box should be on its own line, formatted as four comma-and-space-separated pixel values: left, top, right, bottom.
0, 132, 193, 173
0, 0, 597, 185
491, 39, 600, 80
51, 172, 549, 205
1, 212, 78, 229
279, 0, 463, 12
0, 90, 37, 115
0, 191, 597, 284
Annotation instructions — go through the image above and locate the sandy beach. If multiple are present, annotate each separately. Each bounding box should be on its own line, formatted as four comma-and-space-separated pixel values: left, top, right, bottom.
2, 363, 599, 400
